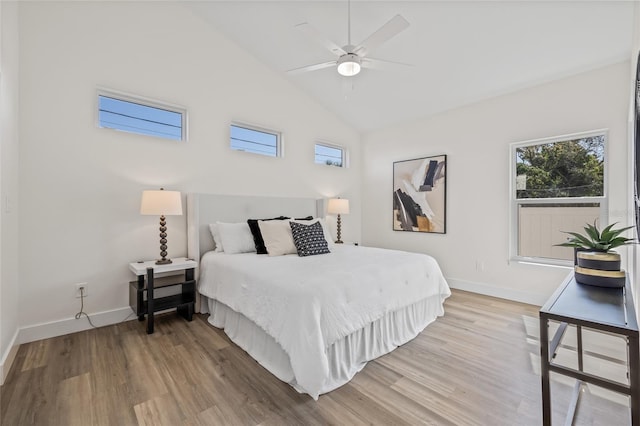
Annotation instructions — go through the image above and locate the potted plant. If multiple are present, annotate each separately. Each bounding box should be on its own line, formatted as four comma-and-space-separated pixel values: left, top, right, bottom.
557, 221, 634, 253
557, 221, 635, 288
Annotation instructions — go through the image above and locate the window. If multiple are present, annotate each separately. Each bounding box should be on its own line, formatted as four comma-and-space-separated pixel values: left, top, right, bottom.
97, 90, 186, 141
510, 130, 607, 264
230, 123, 281, 157
315, 142, 345, 167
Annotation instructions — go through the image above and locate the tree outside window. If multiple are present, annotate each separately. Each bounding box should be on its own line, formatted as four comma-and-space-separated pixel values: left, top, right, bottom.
516, 135, 604, 199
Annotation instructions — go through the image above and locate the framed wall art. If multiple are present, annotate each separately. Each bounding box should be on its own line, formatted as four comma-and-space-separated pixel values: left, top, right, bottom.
393, 155, 447, 233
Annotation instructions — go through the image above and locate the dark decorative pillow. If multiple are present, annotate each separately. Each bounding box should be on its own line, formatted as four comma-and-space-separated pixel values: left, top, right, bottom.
289, 221, 330, 257
247, 216, 288, 254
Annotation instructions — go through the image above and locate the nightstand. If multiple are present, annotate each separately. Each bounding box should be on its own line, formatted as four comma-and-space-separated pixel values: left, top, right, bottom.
129, 257, 197, 334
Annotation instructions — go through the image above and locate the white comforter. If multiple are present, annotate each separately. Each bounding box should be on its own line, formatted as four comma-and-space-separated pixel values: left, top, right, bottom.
198, 245, 451, 399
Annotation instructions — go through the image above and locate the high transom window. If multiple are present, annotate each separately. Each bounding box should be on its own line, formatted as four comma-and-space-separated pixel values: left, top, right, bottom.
315, 142, 345, 167
97, 90, 186, 141
230, 123, 281, 157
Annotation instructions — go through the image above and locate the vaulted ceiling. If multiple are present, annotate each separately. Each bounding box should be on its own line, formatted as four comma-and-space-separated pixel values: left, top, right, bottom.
187, 1, 635, 133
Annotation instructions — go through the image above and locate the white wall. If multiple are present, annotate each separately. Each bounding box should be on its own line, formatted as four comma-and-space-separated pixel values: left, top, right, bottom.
362, 62, 631, 305
17, 2, 360, 338
0, 0, 20, 383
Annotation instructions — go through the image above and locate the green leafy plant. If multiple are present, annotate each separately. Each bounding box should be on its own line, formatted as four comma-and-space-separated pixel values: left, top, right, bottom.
557, 221, 635, 251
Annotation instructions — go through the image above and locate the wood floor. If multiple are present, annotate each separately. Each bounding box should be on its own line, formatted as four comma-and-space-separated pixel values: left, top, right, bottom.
0, 290, 632, 425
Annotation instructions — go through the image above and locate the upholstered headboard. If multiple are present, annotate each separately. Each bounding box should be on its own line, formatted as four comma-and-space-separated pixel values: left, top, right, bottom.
186, 193, 325, 262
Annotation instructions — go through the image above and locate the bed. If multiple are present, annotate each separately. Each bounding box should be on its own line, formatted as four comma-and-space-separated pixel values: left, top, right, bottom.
187, 193, 451, 400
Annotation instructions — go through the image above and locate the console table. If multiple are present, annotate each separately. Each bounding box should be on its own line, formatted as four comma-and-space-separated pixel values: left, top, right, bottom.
539, 273, 639, 425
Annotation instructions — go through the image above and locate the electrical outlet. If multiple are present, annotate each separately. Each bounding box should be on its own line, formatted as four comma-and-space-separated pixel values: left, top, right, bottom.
75, 282, 89, 298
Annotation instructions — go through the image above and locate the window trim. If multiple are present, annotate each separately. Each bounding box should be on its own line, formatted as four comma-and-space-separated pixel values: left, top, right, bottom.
230, 121, 283, 158
96, 88, 188, 141
314, 141, 348, 168
509, 129, 608, 266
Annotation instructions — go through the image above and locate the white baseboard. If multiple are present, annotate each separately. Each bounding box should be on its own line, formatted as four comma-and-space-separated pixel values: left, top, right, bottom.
447, 278, 547, 306
3, 280, 542, 382
1, 328, 20, 385
19, 307, 135, 345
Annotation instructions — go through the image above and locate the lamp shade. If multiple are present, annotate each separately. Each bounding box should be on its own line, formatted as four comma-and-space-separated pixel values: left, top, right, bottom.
140, 189, 183, 216
327, 198, 350, 215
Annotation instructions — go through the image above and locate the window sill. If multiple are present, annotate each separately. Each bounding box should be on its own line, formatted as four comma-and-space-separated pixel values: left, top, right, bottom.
510, 256, 574, 269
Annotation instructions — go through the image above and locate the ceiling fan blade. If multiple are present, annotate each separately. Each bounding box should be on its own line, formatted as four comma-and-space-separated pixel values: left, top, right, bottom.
295, 22, 347, 57
286, 61, 337, 75
353, 15, 410, 58
362, 57, 414, 70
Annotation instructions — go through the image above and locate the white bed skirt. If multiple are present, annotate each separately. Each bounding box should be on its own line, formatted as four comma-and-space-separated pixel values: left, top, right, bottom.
203, 294, 445, 397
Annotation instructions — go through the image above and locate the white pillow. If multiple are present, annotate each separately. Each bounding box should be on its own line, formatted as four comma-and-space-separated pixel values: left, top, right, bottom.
292, 217, 334, 248
258, 219, 297, 256
208, 223, 224, 252
216, 222, 256, 254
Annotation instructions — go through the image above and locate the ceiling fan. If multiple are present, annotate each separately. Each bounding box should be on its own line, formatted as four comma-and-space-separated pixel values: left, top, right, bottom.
287, 1, 411, 77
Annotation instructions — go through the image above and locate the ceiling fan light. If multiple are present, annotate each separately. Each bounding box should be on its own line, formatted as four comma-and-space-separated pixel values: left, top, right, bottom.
337, 54, 361, 77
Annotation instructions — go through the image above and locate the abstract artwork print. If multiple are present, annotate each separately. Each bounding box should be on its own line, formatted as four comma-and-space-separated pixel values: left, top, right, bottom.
393, 155, 446, 233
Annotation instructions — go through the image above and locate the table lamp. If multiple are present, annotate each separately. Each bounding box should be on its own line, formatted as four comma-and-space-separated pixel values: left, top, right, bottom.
140, 188, 183, 264
327, 198, 350, 244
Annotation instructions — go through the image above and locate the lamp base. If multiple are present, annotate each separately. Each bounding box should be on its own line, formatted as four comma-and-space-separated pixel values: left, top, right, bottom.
335, 240, 344, 244
155, 214, 172, 265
